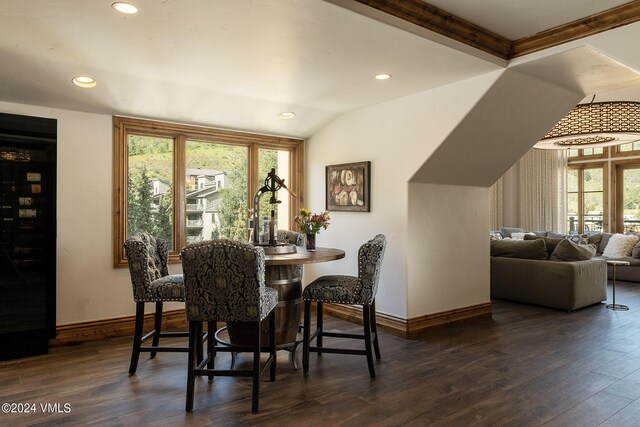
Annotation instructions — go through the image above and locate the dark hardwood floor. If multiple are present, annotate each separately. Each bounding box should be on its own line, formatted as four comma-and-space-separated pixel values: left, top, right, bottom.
2, 281, 640, 426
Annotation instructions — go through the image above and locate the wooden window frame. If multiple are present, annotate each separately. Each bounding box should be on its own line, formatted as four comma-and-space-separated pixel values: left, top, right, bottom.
567, 147, 608, 161
611, 159, 640, 233
113, 116, 304, 267
612, 143, 640, 158
567, 162, 608, 233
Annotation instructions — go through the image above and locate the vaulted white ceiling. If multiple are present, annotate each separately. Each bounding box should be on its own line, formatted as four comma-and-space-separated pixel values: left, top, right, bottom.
0, 0, 638, 137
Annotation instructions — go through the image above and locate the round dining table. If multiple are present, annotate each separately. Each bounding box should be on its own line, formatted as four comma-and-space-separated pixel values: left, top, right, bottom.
225, 247, 345, 368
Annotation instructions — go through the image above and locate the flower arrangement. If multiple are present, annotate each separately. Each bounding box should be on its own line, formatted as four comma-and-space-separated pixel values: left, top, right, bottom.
294, 208, 330, 235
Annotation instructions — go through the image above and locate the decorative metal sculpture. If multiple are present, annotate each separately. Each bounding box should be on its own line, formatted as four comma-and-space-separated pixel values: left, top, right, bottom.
251, 168, 297, 254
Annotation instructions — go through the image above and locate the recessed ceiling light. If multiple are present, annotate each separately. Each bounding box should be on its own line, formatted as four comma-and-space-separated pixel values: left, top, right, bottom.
72, 76, 97, 88
375, 73, 392, 80
112, 2, 138, 14
278, 112, 295, 119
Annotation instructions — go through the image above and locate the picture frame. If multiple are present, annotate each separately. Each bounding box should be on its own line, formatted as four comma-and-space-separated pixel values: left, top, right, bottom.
325, 161, 370, 212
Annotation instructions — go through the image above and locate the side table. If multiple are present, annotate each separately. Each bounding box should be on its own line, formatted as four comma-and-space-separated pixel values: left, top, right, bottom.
606, 260, 630, 311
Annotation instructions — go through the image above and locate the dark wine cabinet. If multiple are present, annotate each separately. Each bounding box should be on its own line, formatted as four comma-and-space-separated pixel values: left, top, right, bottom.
0, 112, 56, 360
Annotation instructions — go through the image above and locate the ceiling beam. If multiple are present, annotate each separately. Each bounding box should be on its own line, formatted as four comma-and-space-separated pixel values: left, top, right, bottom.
349, 0, 640, 60
351, 0, 512, 60
511, 1, 640, 58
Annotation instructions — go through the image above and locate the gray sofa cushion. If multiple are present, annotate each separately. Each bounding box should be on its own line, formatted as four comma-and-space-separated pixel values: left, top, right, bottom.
491, 239, 548, 260
500, 227, 525, 238
524, 234, 563, 255
598, 232, 612, 254
588, 233, 603, 246
549, 239, 596, 261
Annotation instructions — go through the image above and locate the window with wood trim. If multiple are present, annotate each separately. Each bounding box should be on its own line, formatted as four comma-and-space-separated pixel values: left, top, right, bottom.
567, 147, 607, 160
113, 116, 304, 267
613, 161, 640, 233
567, 163, 607, 234
613, 141, 640, 157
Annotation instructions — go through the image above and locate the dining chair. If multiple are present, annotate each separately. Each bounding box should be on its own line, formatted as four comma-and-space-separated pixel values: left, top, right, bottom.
123, 231, 189, 375
302, 234, 386, 378
180, 239, 278, 413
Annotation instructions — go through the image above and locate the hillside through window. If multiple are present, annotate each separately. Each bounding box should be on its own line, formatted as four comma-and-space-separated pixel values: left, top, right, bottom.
113, 117, 304, 266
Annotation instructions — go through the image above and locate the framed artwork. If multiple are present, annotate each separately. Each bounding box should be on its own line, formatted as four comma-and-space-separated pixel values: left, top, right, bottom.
326, 161, 370, 212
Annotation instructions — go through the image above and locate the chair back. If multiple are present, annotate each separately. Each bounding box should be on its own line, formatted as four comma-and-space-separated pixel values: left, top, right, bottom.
355, 234, 387, 304
180, 239, 266, 322
124, 231, 170, 301
277, 230, 304, 246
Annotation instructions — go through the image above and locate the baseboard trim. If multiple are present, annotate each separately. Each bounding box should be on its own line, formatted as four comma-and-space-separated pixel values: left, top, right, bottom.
52, 301, 492, 345
322, 302, 492, 338
51, 308, 188, 346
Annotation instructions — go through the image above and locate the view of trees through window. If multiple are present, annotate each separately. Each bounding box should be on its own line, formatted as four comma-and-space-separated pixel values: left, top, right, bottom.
127, 136, 284, 248
127, 135, 174, 247
621, 167, 640, 232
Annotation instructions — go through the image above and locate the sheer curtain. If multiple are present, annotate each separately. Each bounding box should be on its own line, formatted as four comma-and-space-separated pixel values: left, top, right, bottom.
490, 149, 567, 233
518, 149, 567, 233
490, 177, 503, 230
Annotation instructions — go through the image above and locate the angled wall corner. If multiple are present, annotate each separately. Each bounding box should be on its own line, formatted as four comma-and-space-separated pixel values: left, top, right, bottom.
405, 46, 640, 319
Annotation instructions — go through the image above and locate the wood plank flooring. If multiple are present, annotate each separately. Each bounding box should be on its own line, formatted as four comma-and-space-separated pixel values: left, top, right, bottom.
2, 281, 640, 426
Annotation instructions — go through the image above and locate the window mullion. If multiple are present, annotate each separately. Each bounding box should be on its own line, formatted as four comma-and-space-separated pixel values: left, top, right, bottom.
173, 134, 187, 254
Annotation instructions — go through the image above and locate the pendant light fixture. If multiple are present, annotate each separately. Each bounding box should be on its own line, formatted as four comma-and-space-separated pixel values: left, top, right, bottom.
534, 96, 640, 150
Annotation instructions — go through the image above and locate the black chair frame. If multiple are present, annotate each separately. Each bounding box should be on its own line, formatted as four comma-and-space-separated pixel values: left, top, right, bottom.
303, 299, 381, 378
186, 310, 277, 413
129, 301, 208, 375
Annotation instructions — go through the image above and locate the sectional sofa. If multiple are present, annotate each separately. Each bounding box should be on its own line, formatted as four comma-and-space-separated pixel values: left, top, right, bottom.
490, 238, 607, 311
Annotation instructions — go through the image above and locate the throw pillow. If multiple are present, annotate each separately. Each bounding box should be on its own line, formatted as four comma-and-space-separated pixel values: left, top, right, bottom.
490, 239, 548, 260
598, 233, 612, 254
500, 227, 525, 239
564, 233, 589, 245
602, 233, 639, 258
490, 231, 503, 241
547, 232, 566, 239
632, 239, 640, 258
549, 239, 596, 261
510, 232, 535, 240
588, 233, 602, 247
524, 234, 563, 256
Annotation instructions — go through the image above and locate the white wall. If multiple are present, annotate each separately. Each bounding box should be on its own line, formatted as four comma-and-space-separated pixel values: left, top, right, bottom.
0, 101, 182, 325
407, 183, 490, 315
304, 71, 503, 319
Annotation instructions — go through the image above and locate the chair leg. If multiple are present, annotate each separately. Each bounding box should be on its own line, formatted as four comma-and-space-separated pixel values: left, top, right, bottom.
129, 302, 145, 375
150, 301, 163, 359
195, 321, 204, 365
207, 320, 216, 380
316, 301, 323, 356
252, 320, 261, 413
370, 299, 381, 360
363, 304, 376, 378
303, 300, 311, 374
269, 310, 276, 381
185, 321, 198, 412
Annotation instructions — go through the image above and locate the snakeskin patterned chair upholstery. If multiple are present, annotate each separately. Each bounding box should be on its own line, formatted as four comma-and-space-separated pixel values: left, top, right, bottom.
124, 231, 188, 375
302, 234, 386, 378
181, 239, 278, 413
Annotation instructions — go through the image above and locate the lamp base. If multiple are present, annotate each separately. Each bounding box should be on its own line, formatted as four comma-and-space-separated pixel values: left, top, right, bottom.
606, 303, 629, 311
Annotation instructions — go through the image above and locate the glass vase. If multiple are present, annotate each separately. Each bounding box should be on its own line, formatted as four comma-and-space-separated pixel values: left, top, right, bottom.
305, 233, 316, 251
